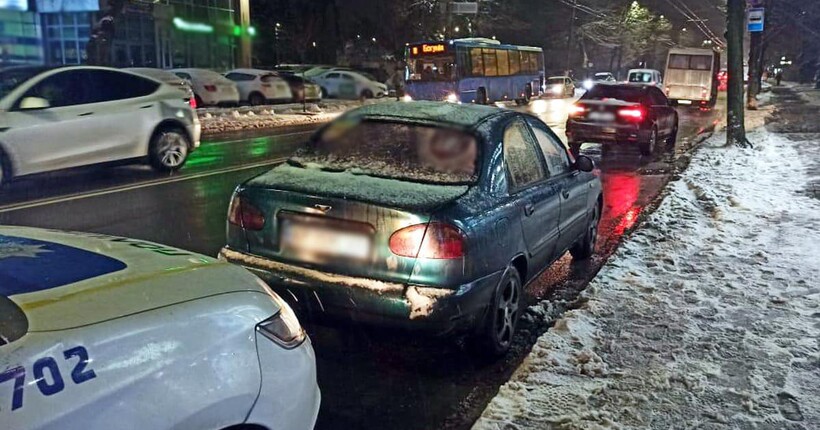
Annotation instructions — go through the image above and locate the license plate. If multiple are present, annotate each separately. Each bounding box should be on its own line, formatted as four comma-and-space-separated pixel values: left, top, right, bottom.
589, 111, 615, 121
281, 221, 371, 260
602, 127, 616, 133
678, 100, 692, 105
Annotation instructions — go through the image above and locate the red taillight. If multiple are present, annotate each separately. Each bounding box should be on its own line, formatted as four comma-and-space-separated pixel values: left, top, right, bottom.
568, 104, 587, 116
618, 107, 644, 121
204, 85, 217, 92
228, 196, 265, 231
188, 97, 197, 109
389, 222, 465, 259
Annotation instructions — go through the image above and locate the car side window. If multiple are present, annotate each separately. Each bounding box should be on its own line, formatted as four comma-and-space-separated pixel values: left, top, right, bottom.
18, 70, 93, 109
650, 88, 669, 105
86, 70, 159, 103
174, 72, 192, 81
503, 119, 547, 191
341, 74, 355, 81
325, 73, 340, 79
529, 124, 571, 176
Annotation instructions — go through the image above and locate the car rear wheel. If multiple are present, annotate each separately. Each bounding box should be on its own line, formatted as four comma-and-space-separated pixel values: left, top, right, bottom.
476, 87, 488, 105
249, 92, 266, 106
570, 203, 600, 260
667, 121, 679, 146
149, 127, 190, 172
475, 267, 523, 357
360, 89, 374, 99
640, 127, 657, 156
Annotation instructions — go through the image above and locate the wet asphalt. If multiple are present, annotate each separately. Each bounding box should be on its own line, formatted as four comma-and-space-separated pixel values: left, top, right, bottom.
0, 97, 723, 430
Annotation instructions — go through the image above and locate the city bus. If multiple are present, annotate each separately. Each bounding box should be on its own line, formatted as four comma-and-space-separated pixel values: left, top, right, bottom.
404, 38, 544, 104
664, 47, 720, 107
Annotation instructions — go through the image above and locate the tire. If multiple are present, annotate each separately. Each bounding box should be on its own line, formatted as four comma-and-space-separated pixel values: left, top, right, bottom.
474, 267, 523, 357
320, 87, 329, 98
570, 202, 600, 260
476, 87, 488, 105
0, 149, 10, 188
524, 84, 533, 102
640, 126, 657, 156
360, 89, 374, 99
149, 127, 190, 172
667, 119, 679, 146
248, 92, 266, 106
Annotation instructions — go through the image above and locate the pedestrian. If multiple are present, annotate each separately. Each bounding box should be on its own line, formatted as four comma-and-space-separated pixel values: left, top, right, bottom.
391, 67, 405, 101
775, 69, 783, 86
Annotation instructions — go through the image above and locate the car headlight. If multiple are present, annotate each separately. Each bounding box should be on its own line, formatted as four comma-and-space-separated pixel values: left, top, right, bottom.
445, 93, 458, 103
256, 302, 305, 349
551, 84, 563, 93
583, 79, 594, 90
402, 94, 413, 102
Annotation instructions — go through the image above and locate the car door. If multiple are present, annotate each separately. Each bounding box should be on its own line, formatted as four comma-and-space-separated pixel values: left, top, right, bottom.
649, 87, 674, 135
503, 117, 561, 269
338, 73, 358, 99
527, 118, 589, 254
1, 69, 109, 175
320, 72, 340, 96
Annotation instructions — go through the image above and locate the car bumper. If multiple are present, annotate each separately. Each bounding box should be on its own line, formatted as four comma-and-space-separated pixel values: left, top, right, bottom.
246, 336, 320, 430
218, 247, 501, 335
566, 121, 648, 143
189, 118, 202, 150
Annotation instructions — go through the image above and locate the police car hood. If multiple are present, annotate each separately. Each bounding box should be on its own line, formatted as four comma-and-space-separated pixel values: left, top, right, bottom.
0, 227, 273, 332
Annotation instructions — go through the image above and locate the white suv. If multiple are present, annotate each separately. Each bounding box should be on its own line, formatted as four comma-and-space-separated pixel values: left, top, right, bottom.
0, 66, 201, 186
225, 68, 293, 105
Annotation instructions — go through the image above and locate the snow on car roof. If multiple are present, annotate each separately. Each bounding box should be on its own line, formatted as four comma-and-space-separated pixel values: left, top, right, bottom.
345, 101, 508, 128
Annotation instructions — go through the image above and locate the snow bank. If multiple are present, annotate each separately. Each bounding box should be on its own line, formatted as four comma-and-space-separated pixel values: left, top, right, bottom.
474, 126, 820, 428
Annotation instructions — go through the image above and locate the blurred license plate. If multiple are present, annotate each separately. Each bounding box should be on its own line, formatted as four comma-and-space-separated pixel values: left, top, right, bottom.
589, 111, 615, 121
281, 222, 370, 259
678, 100, 692, 105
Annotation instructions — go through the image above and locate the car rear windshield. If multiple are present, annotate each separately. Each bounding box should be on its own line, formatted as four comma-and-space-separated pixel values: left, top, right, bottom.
0, 296, 27, 346
547, 77, 565, 84
290, 119, 479, 184
583, 85, 644, 103
628, 72, 653, 83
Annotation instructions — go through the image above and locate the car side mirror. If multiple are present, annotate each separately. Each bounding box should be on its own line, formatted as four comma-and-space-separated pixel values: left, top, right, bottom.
575, 155, 594, 172
19, 97, 50, 110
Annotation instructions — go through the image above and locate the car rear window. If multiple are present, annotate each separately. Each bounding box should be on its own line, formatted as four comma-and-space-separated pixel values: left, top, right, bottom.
0, 296, 27, 346
290, 119, 479, 184
628, 72, 653, 83
583, 85, 644, 103
547, 78, 565, 84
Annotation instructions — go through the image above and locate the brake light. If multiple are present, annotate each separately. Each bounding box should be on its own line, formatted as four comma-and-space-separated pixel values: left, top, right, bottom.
228, 196, 265, 230
618, 107, 644, 121
188, 97, 197, 109
568, 104, 587, 116
389, 222, 465, 259
204, 85, 217, 92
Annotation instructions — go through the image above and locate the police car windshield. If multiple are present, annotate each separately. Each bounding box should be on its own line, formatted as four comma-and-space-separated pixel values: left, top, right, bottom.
0, 296, 28, 346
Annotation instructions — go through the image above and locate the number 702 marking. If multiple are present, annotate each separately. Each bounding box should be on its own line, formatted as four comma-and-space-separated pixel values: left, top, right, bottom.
0, 346, 96, 411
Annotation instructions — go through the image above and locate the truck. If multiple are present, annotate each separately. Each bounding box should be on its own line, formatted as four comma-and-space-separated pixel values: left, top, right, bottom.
663, 48, 720, 108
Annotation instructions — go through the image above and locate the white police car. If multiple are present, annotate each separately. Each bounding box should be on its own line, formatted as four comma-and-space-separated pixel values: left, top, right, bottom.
0, 227, 319, 430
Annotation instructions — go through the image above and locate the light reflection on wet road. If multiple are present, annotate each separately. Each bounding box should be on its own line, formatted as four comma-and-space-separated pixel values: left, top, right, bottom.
0, 96, 722, 430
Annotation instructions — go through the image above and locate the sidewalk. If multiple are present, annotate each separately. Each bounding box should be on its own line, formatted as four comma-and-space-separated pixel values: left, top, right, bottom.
473, 86, 820, 429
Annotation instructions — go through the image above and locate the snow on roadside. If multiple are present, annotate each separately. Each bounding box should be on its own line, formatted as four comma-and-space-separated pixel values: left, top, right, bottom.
474, 125, 820, 428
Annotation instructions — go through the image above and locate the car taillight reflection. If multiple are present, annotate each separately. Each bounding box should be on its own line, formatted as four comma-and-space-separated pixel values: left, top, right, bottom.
188, 97, 197, 109
389, 222, 465, 259
228, 196, 266, 230
617, 107, 644, 121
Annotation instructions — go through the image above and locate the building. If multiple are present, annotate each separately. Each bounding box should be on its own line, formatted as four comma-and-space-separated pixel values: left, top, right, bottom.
0, 0, 251, 70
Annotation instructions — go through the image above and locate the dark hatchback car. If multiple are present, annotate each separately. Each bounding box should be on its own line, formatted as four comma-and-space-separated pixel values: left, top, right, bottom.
566, 83, 679, 156
220, 102, 602, 355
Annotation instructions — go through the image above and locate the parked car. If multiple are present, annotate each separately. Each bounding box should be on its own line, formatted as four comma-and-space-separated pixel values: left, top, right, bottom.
311, 70, 388, 99
626, 69, 663, 87
566, 83, 679, 156
544, 76, 575, 98
279, 74, 322, 103
220, 101, 601, 356
0, 65, 201, 186
224, 68, 293, 106
170, 68, 240, 107
582, 72, 617, 90
303, 65, 352, 78
125, 67, 195, 106
0, 226, 320, 430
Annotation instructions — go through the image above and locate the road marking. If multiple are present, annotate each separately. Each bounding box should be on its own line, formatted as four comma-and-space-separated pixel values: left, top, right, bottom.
0, 158, 287, 214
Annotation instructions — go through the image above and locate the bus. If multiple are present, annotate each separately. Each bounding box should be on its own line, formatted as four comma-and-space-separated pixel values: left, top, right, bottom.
404, 38, 544, 104
664, 48, 720, 107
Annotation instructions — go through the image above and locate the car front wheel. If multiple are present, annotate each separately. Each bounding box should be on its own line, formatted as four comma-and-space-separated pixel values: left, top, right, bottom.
149, 127, 190, 172
475, 267, 523, 357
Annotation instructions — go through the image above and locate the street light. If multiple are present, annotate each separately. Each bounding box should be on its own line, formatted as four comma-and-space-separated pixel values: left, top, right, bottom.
371, 37, 377, 43
454, 26, 460, 33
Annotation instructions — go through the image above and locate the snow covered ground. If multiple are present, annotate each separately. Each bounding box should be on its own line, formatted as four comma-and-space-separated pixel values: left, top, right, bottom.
197, 98, 391, 135
474, 91, 820, 429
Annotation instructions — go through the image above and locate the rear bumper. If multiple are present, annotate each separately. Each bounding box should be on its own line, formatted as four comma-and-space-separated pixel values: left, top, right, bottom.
566, 121, 648, 143
218, 247, 501, 335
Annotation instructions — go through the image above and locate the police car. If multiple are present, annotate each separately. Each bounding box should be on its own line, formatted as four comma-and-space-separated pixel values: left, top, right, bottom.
0, 227, 319, 430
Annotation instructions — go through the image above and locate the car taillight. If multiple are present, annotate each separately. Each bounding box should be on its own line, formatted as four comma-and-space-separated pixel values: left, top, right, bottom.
257, 303, 305, 349
204, 85, 217, 92
618, 107, 644, 121
389, 222, 465, 259
188, 97, 197, 109
228, 196, 265, 230
568, 104, 587, 116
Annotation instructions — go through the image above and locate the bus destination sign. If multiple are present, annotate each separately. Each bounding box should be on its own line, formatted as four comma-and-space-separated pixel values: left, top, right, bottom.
410, 43, 447, 56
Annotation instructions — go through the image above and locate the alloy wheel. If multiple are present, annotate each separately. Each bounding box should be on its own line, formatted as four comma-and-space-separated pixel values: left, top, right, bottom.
157, 132, 188, 168
495, 276, 520, 348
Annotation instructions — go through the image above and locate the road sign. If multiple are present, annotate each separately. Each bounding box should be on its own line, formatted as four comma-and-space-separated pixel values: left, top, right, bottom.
748, 8, 764, 32
451, 2, 479, 14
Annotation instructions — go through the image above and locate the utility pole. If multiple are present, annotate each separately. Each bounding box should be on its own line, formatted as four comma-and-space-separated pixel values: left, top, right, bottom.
726, 0, 750, 147
235, 0, 252, 68
746, 0, 765, 109
565, 0, 577, 75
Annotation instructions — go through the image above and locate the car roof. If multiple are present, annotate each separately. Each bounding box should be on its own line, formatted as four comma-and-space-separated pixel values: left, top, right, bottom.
628, 69, 659, 74
345, 101, 511, 128
0, 227, 271, 332
228, 68, 276, 76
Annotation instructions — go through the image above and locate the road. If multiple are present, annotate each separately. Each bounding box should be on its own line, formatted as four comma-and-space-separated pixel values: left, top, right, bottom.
0, 97, 723, 430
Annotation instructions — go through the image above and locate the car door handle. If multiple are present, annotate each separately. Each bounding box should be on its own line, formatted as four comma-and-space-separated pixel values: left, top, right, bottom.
523, 203, 535, 216
139, 104, 154, 109
78, 112, 94, 117
561, 189, 570, 199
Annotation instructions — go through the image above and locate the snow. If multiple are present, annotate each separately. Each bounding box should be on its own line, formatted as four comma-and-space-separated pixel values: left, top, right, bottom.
246, 164, 470, 211
474, 111, 820, 428
349, 101, 505, 127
